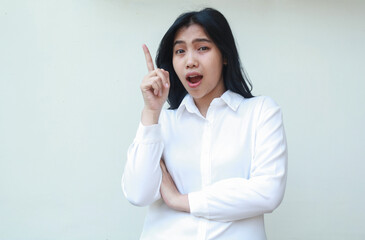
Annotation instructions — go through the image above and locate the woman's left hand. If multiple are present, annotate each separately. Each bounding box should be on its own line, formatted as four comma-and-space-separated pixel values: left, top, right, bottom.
160, 160, 190, 213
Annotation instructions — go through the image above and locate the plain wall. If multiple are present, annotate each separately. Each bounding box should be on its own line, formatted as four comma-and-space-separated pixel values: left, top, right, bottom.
1, 0, 364, 239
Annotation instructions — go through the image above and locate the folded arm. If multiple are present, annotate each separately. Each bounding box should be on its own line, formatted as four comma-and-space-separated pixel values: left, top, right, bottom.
188, 105, 287, 222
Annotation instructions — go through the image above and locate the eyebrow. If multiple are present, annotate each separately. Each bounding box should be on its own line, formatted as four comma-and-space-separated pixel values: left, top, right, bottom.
173, 38, 212, 46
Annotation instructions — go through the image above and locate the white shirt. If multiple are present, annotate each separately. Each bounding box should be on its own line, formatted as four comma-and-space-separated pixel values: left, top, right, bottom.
122, 90, 288, 240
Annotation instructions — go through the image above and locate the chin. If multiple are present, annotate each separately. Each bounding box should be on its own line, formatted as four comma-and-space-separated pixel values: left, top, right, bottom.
187, 90, 205, 100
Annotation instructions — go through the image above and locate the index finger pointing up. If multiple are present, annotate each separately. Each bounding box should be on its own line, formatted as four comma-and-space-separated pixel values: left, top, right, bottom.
142, 44, 155, 72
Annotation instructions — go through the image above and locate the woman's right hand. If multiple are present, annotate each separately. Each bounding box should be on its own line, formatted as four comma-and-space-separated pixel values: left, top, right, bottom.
140, 44, 170, 125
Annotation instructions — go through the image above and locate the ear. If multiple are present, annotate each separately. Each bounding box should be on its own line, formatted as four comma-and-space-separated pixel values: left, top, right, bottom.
223, 58, 227, 65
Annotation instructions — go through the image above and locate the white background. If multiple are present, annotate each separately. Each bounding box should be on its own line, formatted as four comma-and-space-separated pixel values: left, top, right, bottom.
1, 0, 364, 239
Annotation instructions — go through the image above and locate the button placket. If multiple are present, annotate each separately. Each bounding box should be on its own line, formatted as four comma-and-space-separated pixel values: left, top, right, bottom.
197, 107, 215, 240
197, 118, 211, 240
201, 108, 214, 188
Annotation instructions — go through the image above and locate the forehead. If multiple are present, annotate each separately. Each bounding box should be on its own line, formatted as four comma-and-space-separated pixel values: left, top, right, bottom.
174, 24, 210, 42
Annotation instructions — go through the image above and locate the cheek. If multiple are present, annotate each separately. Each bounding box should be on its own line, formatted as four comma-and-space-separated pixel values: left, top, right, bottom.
212, 59, 224, 75
172, 59, 179, 73
172, 60, 183, 77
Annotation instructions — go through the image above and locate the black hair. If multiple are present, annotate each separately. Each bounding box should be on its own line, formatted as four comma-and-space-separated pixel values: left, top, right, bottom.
156, 8, 254, 109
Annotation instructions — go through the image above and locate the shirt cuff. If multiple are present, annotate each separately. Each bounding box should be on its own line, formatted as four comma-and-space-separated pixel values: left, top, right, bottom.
134, 122, 162, 143
188, 191, 209, 218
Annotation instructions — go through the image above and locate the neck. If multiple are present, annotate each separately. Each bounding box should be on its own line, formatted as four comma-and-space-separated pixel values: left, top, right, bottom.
194, 100, 209, 118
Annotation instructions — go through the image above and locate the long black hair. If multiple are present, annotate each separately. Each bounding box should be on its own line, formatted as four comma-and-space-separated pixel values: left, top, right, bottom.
156, 8, 254, 109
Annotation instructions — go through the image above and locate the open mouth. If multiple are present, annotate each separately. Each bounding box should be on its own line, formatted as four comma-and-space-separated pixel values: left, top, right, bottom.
186, 74, 203, 88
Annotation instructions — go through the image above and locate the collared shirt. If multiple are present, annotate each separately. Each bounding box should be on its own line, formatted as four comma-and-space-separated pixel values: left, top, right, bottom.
122, 90, 288, 240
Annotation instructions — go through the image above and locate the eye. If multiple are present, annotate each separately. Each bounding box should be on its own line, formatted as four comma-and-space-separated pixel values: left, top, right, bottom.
175, 49, 185, 54
198, 46, 209, 51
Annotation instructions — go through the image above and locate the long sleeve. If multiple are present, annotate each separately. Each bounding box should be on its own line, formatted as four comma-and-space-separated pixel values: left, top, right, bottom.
188, 103, 288, 222
122, 123, 163, 206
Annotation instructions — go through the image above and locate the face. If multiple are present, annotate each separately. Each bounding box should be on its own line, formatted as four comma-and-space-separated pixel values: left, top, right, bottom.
172, 24, 226, 107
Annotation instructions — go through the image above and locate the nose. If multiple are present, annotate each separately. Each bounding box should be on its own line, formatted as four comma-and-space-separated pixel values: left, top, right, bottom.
185, 52, 198, 69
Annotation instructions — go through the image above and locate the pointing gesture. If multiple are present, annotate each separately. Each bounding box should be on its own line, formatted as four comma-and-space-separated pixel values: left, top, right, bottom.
142, 44, 155, 72
140, 44, 170, 125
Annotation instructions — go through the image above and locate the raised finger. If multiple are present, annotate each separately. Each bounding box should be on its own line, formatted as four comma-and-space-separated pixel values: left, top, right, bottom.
142, 44, 155, 72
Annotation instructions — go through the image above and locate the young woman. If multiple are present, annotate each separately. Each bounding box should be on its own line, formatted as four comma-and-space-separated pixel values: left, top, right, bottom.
122, 8, 287, 240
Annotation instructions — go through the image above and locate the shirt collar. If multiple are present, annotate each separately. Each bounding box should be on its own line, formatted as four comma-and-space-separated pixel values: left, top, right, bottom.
176, 94, 200, 119
176, 90, 243, 119
220, 90, 242, 111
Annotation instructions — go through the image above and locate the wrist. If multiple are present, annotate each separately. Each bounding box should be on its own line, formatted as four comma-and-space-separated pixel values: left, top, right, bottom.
141, 107, 161, 125
172, 194, 190, 213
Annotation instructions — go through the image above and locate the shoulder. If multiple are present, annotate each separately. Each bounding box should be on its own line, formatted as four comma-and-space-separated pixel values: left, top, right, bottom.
239, 95, 281, 113
234, 95, 283, 127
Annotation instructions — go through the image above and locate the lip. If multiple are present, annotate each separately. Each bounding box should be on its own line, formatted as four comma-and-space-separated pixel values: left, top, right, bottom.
185, 72, 203, 88
186, 72, 202, 78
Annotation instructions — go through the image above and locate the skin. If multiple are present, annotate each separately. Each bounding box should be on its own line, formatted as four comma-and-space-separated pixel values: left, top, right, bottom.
140, 24, 226, 213
172, 24, 226, 117
140, 44, 170, 125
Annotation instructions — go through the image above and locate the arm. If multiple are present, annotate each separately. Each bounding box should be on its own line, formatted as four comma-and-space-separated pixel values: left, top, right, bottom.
188, 104, 288, 222
122, 123, 164, 206
160, 101, 287, 221
159, 160, 190, 212
122, 45, 170, 206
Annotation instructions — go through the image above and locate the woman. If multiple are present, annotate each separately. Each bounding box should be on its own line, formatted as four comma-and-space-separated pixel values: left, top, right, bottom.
122, 8, 287, 240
